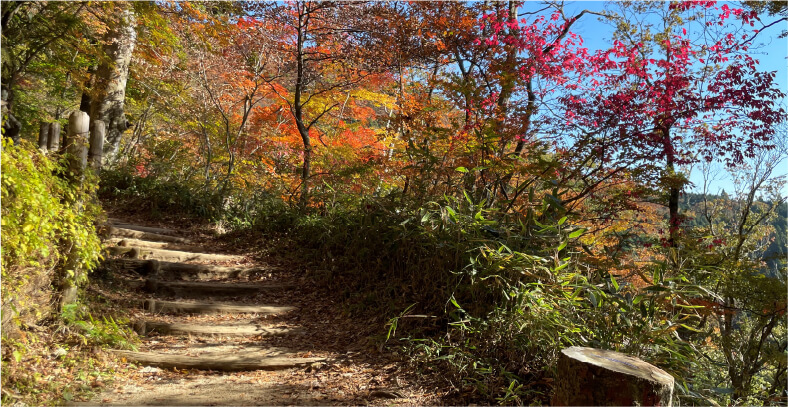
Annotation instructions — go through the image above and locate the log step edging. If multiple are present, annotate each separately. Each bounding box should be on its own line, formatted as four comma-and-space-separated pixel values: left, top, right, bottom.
143, 299, 295, 315
144, 279, 294, 298
108, 226, 191, 244
102, 259, 265, 280
134, 321, 294, 337
108, 237, 206, 253
106, 246, 244, 263
107, 221, 177, 235
113, 350, 325, 371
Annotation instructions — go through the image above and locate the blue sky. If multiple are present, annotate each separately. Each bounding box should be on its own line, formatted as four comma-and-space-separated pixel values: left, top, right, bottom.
521, 1, 787, 197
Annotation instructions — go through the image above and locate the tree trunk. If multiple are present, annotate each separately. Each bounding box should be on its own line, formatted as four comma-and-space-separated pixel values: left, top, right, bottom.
90, 5, 136, 164
294, 4, 311, 207
662, 126, 681, 247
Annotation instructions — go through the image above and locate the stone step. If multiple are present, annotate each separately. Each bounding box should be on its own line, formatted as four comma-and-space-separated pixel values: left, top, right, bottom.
113, 350, 324, 372
134, 320, 293, 337
106, 246, 244, 263
144, 279, 293, 299
143, 299, 295, 315
108, 226, 191, 244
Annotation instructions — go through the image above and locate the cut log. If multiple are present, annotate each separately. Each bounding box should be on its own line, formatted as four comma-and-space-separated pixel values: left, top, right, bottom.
107, 221, 176, 235
109, 237, 206, 253
552, 346, 674, 407
108, 226, 190, 244
143, 279, 293, 299
105, 246, 243, 263
101, 258, 263, 280
134, 320, 294, 337
100, 259, 160, 275
112, 350, 325, 371
143, 299, 295, 315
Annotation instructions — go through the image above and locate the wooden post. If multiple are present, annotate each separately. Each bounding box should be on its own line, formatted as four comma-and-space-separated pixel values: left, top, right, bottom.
59, 111, 91, 309
88, 120, 105, 169
552, 347, 674, 407
38, 122, 50, 152
48, 122, 61, 152
67, 111, 90, 170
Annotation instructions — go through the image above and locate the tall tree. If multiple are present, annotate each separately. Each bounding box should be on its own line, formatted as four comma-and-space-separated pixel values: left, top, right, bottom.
561, 1, 785, 246
248, 1, 377, 205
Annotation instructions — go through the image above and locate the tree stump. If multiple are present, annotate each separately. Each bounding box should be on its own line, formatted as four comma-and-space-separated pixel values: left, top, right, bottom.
552, 347, 674, 407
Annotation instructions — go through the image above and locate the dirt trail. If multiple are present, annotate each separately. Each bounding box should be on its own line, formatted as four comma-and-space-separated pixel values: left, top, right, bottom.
73, 217, 440, 406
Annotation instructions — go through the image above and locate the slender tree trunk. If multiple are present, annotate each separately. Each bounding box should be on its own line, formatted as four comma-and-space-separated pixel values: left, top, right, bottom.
90, 5, 136, 163
662, 126, 681, 247
293, 4, 311, 207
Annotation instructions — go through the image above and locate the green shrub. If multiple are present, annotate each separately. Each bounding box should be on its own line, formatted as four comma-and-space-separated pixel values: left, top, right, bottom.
1, 138, 102, 329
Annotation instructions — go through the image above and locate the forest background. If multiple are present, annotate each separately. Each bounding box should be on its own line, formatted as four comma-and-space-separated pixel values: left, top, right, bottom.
1, 1, 787, 405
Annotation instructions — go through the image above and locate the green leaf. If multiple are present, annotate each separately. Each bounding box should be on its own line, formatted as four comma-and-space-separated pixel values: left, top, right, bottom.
568, 229, 585, 239
455, 167, 468, 173
558, 216, 567, 226
610, 275, 619, 291
674, 304, 705, 309
556, 241, 567, 252
12, 350, 22, 362
679, 323, 703, 332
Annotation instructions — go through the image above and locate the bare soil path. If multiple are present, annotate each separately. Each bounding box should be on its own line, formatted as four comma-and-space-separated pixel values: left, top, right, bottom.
73, 215, 443, 406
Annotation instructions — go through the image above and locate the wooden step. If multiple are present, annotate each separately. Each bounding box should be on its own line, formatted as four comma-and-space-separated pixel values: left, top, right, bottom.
107, 221, 176, 235
113, 350, 324, 371
108, 226, 191, 244
108, 237, 206, 253
106, 246, 244, 263
143, 299, 295, 315
102, 259, 263, 280
144, 279, 292, 298
134, 320, 293, 337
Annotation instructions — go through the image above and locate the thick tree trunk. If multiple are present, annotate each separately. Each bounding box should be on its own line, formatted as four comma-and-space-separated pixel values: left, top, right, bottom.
90, 5, 136, 163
